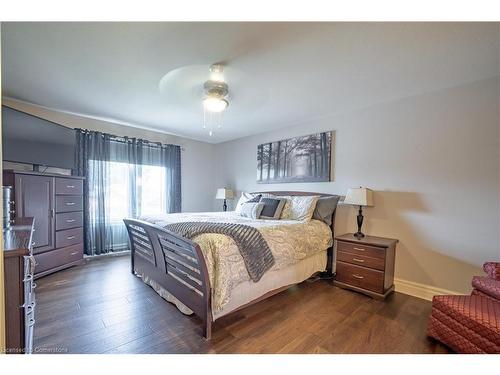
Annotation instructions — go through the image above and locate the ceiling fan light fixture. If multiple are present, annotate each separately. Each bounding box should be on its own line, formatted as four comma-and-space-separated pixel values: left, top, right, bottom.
203, 96, 229, 113
202, 64, 229, 136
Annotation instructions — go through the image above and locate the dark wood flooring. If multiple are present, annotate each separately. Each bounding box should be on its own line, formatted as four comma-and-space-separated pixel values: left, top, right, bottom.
33, 255, 451, 354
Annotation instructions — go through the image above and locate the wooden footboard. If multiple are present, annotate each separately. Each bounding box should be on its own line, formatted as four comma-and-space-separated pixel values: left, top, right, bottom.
123, 219, 213, 339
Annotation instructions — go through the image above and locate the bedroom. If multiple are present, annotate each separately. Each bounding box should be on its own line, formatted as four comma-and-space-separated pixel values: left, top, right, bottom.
0, 1, 499, 370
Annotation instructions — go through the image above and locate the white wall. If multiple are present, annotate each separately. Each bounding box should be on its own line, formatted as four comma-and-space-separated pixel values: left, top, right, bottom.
2, 98, 217, 212
214, 77, 500, 294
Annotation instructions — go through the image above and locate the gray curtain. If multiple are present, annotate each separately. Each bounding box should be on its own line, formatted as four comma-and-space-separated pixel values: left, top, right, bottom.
75, 129, 181, 256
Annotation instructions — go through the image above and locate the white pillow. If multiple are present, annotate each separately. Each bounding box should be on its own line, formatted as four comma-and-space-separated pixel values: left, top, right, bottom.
235, 192, 257, 213
279, 195, 320, 221
239, 202, 265, 219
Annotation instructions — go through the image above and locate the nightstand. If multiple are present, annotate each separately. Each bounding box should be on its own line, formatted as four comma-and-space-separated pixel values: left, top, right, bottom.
333, 233, 398, 300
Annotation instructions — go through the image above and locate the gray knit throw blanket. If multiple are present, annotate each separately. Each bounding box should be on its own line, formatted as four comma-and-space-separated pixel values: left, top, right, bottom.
163, 221, 275, 282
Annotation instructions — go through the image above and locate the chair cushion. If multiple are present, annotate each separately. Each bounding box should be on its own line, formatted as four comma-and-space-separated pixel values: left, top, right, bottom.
431, 295, 500, 348
428, 314, 490, 353
472, 289, 500, 303
472, 276, 500, 301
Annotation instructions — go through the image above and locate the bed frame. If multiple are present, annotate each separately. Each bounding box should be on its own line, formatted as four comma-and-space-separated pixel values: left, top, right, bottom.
123, 191, 337, 339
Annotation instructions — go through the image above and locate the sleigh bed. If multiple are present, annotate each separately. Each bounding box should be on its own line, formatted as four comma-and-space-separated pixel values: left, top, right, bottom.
123, 191, 337, 339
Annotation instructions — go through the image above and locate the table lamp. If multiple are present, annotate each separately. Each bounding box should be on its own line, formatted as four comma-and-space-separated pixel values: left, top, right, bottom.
215, 188, 234, 212
343, 187, 374, 239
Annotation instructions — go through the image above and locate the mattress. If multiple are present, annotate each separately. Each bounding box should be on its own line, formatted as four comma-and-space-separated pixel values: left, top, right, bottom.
141, 211, 332, 314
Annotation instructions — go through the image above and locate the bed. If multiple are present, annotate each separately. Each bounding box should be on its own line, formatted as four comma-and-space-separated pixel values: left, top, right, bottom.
123, 191, 336, 339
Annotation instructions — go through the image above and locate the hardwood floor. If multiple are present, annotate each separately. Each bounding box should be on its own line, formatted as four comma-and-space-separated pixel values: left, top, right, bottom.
33, 255, 451, 354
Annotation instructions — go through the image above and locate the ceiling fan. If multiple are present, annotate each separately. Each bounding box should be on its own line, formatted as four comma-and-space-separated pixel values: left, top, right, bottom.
158, 63, 266, 138
202, 64, 229, 136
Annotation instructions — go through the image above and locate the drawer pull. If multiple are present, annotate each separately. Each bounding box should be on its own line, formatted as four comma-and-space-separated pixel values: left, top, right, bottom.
353, 247, 365, 251
66, 185, 75, 188
28, 318, 36, 327
352, 274, 364, 279
65, 202, 76, 206
25, 301, 36, 310
352, 258, 365, 263
66, 236, 76, 240
70, 251, 79, 256
66, 219, 76, 223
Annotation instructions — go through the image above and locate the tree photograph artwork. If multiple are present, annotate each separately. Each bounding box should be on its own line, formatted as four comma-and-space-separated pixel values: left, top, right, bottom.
257, 131, 332, 183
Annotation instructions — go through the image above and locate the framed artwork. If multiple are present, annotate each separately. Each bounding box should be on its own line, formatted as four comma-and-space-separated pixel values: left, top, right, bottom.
257, 131, 333, 184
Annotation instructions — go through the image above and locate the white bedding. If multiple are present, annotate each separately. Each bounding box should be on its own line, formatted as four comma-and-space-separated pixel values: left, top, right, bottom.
140, 211, 332, 314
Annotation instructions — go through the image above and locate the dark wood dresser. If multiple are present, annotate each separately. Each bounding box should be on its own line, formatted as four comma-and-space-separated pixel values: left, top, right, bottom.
334, 233, 398, 300
3, 170, 85, 278
3, 217, 36, 354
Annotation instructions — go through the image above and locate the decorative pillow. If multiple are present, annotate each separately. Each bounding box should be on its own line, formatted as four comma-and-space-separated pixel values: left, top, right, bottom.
279, 195, 320, 221
235, 192, 259, 213
259, 197, 286, 220
245, 194, 262, 203
239, 202, 264, 219
312, 195, 341, 226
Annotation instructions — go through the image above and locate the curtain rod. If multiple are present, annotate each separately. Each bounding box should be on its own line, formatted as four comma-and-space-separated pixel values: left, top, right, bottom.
77, 128, 185, 151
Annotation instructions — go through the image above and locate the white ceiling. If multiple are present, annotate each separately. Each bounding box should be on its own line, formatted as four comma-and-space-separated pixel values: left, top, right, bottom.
2, 22, 499, 143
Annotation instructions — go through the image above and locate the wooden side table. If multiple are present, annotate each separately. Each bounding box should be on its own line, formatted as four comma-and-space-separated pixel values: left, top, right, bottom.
333, 233, 398, 300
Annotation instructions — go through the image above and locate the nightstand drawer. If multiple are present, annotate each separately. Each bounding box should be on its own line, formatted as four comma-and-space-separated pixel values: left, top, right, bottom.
337, 241, 386, 260
336, 261, 384, 293
337, 251, 385, 271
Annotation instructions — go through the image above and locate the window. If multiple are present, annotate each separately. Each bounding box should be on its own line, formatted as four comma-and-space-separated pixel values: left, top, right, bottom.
137, 164, 167, 216
89, 160, 167, 224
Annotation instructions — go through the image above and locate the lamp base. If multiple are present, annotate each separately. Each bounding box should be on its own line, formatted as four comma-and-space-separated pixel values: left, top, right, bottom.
354, 205, 365, 239
353, 231, 365, 239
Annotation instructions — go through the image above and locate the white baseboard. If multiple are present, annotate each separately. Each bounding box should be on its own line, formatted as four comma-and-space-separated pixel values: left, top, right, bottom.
394, 277, 462, 301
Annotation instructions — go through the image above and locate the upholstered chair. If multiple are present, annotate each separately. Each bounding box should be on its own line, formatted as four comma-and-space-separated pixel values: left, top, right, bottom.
427, 262, 500, 353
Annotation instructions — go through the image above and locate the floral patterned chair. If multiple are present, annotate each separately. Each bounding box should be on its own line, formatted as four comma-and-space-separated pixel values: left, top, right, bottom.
427, 262, 500, 353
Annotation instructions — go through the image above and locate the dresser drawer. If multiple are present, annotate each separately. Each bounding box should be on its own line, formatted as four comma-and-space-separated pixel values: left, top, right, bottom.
56, 227, 83, 248
34, 244, 83, 274
55, 178, 83, 195
337, 241, 386, 260
336, 261, 384, 293
337, 251, 385, 271
55, 195, 83, 213
56, 211, 83, 231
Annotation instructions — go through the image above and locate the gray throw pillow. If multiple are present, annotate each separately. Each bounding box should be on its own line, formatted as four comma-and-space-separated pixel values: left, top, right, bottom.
259, 198, 286, 220
312, 195, 341, 226
245, 194, 262, 203
239, 202, 265, 219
